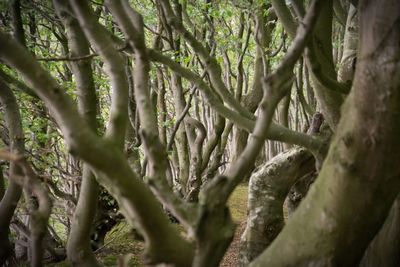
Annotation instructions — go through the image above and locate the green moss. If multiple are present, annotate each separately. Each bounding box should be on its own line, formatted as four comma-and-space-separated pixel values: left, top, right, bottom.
96, 221, 144, 266
104, 221, 134, 245
46, 261, 70, 267
101, 255, 119, 266
99, 254, 140, 267
33, 186, 250, 267
228, 184, 248, 222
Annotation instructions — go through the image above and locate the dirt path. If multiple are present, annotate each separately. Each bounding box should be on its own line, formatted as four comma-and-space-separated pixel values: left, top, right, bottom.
220, 221, 246, 266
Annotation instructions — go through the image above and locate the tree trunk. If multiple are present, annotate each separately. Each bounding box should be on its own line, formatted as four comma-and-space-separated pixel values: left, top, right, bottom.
239, 147, 314, 266
338, 4, 358, 84
306, 0, 343, 129
249, 1, 400, 265
0, 81, 25, 265
360, 194, 400, 267
53, 1, 101, 265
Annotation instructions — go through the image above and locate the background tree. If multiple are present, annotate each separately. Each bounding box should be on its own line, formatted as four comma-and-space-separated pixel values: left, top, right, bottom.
0, 0, 399, 266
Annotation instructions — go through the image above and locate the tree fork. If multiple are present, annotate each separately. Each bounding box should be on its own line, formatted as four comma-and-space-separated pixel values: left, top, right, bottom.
250, 0, 400, 265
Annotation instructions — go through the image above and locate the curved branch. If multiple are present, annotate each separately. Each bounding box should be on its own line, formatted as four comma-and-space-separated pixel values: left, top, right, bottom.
148, 48, 323, 152
0, 80, 25, 264
0, 69, 37, 98
104, 2, 196, 264
184, 117, 207, 202
306, 44, 351, 94
157, 0, 256, 121
69, 0, 128, 146
205, 0, 324, 212
0, 29, 193, 267
167, 87, 197, 152
0, 151, 52, 267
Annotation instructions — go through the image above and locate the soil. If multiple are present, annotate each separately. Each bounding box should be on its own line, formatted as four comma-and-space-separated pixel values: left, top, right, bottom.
220, 221, 246, 266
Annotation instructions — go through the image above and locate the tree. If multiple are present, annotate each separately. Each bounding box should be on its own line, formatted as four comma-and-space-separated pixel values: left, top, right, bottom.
0, 0, 399, 266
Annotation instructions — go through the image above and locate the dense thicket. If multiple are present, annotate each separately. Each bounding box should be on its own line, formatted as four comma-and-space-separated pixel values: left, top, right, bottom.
0, 0, 399, 266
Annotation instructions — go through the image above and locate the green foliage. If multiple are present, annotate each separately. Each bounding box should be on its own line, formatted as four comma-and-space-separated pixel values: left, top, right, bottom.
0, 0, 323, 264
99, 189, 117, 206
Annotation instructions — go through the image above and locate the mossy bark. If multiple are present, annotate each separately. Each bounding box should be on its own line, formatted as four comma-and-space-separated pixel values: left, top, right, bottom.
307, 0, 344, 129
338, 4, 358, 84
249, 1, 400, 265
360, 195, 400, 267
53, 1, 102, 266
0, 83, 25, 265
239, 148, 314, 266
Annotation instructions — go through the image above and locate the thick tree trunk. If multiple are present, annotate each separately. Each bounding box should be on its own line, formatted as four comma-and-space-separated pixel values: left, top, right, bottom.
66, 167, 100, 267
272, 0, 344, 129
239, 147, 314, 266
249, 1, 400, 265
306, 0, 343, 129
53, 1, 101, 266
287, 113, 328, 215
286, 171, 317, 215
338, 4, 358, 84
240, 112, 324, 265
360, 194, 400, 267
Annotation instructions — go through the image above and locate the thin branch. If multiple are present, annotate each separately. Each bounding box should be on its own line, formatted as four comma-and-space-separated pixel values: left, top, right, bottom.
0, 150, 53, 267
104, 1, 195, 264
36, 43, 129, 62
306, 45, 351, 94
148, 48, 323, 152
0, 27, 193, 267
157, 0, 256, 121
167, 87, 197, 152
204, 0, 324, 206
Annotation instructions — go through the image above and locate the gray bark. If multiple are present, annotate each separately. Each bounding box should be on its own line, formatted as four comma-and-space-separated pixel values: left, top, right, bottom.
338, 4, 358, 84
0, 10, 194, 267
0, 81, 25, 265
249, 0, 400, 265
360, 195, 400, 267
239, 147, 314, 266
53, 1, 101, 265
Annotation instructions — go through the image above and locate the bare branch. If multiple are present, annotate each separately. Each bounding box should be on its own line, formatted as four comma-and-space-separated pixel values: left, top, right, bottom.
0, 150, 53, 267
0, 29, 193, 267
204, 0, 324, 208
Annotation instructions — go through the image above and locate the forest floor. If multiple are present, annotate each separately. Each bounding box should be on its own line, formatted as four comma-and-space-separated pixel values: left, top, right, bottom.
220, 184, 248, 267
47, 184, 248, 267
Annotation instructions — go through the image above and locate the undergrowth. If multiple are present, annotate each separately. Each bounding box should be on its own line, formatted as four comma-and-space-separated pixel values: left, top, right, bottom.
43, 184, 248, 266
